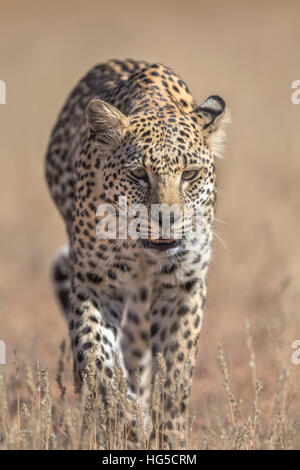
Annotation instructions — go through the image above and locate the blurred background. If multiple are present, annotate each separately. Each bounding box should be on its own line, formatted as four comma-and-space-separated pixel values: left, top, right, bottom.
0, 0, 299, 445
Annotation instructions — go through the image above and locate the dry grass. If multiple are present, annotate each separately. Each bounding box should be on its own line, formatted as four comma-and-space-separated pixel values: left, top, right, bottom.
0, 319, 299, 450
0, 347, 193, 450
0, 0, 300, 450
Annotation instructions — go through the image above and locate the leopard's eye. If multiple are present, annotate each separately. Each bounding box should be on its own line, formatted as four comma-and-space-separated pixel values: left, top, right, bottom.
128, 168, 148, 181
182, 169, 203, 182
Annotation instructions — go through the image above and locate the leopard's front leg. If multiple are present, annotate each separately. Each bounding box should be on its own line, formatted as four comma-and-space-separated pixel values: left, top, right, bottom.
119, 285, 152, 407
68, 274, 153, 446
69, 278, 120, 397
69, 275, 147, 447
150, 280, 205, 448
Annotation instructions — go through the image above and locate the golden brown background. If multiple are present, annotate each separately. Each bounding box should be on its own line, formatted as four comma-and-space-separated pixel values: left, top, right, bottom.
0, 0, 300, 445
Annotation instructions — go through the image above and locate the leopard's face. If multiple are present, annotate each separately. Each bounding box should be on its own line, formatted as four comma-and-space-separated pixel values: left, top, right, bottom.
87, 97, 226, 255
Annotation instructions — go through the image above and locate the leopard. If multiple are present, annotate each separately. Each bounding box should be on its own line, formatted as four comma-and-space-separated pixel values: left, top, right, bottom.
45, 59, 228, 448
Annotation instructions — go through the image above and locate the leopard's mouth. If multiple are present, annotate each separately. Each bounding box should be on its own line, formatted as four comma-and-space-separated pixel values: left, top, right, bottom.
141, 238, 180, 252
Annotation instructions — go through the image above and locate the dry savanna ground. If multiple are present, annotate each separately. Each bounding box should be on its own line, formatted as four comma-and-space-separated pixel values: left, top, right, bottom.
0, 0, 300, 449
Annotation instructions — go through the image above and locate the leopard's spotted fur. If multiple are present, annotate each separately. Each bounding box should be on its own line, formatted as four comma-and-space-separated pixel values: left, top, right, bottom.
45, 59, 227, 447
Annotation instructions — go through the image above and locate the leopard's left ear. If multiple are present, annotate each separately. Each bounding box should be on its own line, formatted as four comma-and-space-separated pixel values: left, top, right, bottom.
194, 95, 230, 158
194, 95, 225, 129
86, 99, 129, 146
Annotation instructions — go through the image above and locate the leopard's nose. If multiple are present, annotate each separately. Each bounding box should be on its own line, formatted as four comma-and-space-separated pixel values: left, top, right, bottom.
151, 211, 181, 227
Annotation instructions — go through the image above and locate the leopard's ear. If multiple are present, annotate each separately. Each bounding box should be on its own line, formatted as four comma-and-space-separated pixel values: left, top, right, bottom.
194, 95, 230, 158
86, 99, 129, 145
194, 95, 226, 130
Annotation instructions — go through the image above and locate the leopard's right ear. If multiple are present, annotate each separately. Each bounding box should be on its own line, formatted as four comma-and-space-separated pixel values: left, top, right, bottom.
194, 95, 226, 130
86, 100, 129, 146
194, 95, 230, 158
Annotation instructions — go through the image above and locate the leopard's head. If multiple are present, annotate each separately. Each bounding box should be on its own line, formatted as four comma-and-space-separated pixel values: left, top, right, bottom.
86, 96, 228, 256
